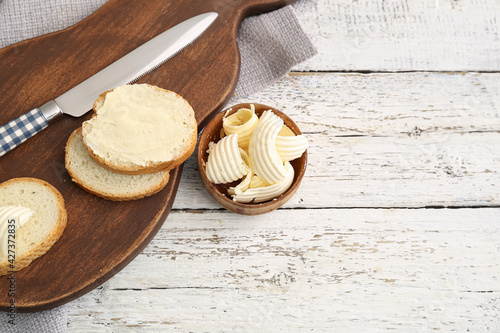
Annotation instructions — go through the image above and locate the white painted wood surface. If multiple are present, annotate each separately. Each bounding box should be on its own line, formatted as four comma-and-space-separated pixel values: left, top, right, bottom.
176, 72, 500, 209
68, 209, 500, 332
67, 0, 500, 332
295, 0, 500, 71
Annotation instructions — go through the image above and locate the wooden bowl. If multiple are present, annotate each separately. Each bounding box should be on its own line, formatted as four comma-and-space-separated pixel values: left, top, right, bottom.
197, 103, 308, 215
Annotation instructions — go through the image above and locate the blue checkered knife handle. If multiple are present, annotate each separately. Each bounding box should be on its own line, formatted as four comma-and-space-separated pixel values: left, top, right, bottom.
0, 109, 49, 157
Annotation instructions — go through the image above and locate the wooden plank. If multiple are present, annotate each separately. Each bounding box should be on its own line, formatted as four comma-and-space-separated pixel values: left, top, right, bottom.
294, 0, 500, 71
173, 72, 500, 209
67, 208, 500, 332
3, 0, 498, 73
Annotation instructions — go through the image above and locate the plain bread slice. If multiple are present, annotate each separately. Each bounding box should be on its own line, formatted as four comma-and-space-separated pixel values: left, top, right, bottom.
65, 128, 170, 201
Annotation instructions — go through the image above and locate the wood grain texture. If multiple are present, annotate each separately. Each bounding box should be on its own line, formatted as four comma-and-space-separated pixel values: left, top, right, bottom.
2, 0, 495, 330
0, 0, 296, 312
64, 70, 500, 332
175, 72, 500, 209
66, 208, 500, 332
294, 0, 500, 71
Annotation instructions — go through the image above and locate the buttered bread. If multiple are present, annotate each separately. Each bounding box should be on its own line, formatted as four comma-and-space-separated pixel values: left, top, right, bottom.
0, 178, 67, 275
82, 84, 197, 175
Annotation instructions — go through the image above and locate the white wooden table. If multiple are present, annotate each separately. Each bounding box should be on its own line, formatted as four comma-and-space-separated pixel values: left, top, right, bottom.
67, 1, 500, 331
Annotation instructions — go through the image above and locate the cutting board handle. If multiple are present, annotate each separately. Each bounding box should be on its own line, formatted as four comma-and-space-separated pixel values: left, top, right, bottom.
220, 0, 299, 31
240, 0, 298, 15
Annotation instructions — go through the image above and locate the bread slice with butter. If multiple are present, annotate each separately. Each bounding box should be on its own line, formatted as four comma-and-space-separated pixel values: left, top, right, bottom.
65, 128, 170, 201
82, 84, 197, 175
0, 178, 67, 276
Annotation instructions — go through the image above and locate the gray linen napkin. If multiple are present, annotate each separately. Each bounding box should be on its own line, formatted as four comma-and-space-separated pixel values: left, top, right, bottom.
0, 1, 316, 332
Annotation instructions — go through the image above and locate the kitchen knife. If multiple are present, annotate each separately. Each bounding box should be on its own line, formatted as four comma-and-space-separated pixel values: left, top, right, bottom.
0, 12, 218, 157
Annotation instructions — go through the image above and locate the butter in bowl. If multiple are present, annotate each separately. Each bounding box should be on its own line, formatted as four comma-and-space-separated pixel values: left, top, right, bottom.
197, 103, 308, 215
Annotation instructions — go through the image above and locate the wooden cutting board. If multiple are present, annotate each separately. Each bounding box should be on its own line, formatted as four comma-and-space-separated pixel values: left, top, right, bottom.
0, 0, 295, 312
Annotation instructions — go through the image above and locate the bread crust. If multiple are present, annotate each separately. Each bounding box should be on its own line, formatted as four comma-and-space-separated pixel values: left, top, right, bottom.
0, 178, 67, 276
65, 128, 171, 201
82, 84, 197, 175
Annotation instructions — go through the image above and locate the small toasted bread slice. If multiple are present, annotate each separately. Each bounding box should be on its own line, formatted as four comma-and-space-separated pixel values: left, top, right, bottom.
65, 128, 170, 201
0, 178, 67, 276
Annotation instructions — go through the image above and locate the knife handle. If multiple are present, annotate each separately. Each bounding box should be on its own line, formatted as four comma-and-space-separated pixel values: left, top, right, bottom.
0, 101, 62, 157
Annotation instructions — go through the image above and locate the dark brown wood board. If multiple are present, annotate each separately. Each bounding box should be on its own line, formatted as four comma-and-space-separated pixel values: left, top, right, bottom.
0, 0, 296, 312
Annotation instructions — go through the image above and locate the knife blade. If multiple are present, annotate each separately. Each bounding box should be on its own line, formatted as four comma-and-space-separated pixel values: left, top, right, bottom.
0, 12, 218, 157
